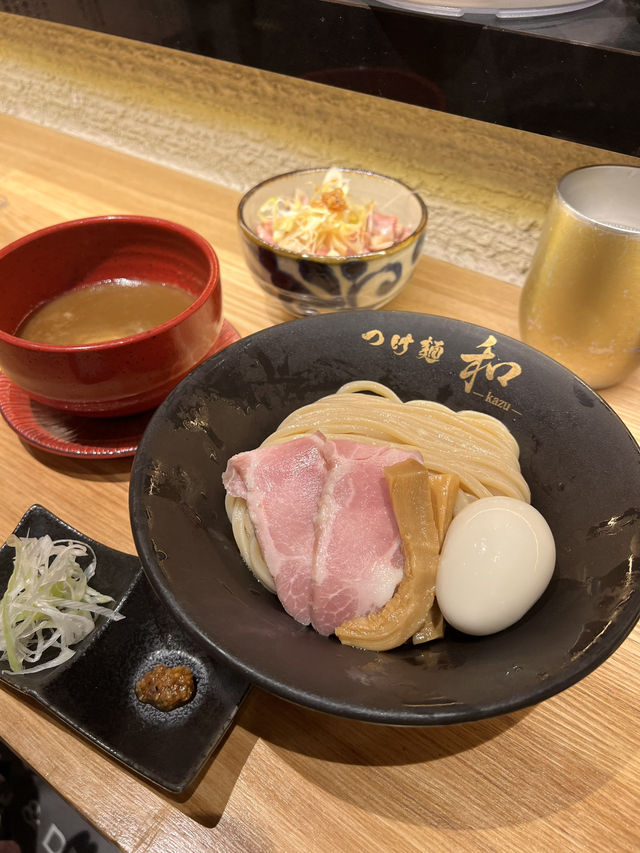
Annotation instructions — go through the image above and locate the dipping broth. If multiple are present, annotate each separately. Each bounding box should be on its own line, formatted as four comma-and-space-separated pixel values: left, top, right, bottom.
17, 278, 195, 345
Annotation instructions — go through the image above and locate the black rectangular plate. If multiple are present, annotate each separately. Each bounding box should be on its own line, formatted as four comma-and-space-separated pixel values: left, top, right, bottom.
0, 505, 251, 793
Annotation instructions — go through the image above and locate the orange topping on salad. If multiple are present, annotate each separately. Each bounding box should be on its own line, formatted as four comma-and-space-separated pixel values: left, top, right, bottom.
256, 168, 411, 257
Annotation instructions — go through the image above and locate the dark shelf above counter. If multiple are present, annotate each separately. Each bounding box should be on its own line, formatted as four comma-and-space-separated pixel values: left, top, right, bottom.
366, 0, 640, 54
2, 0, 639, 156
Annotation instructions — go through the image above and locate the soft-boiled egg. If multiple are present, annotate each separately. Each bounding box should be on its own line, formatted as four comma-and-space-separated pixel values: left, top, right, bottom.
436, 496, 555, 636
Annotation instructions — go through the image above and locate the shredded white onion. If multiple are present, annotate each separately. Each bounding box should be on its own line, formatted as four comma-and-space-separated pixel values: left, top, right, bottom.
0, 534, 125, 674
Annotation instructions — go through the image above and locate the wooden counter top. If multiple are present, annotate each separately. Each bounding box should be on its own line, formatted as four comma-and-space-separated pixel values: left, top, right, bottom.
0, 114, 638, 853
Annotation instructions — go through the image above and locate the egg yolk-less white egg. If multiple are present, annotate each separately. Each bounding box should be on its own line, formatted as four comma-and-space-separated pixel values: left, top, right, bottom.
435, 496, 555, 636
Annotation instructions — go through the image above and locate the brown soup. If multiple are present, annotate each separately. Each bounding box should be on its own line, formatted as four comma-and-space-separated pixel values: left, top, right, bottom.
17, 278, 195, 345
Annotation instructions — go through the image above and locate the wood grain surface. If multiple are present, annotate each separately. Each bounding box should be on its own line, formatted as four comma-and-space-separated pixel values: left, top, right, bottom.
0, 114, 638, 853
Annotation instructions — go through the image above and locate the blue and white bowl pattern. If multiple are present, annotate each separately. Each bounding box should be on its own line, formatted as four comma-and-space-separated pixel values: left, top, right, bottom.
238, 168, 428, 316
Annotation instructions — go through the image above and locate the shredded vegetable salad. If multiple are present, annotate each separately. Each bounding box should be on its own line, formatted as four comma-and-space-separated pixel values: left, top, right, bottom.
256, 167, 412, 257
0, 534, 124, 674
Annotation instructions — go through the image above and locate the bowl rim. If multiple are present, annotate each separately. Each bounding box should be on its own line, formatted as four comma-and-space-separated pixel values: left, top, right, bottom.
0, 214, 221, 352
129, 310, 640, 725
237, 166, 429, 263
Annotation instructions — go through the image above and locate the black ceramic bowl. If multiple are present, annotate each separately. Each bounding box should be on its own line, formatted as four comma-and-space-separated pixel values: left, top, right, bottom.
129, 311, 640, 725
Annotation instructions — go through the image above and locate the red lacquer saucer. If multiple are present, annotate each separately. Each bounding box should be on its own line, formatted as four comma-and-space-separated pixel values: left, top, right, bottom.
0, 319, 240, 459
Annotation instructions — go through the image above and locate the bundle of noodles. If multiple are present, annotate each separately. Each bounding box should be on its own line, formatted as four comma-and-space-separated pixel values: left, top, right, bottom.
224, 381, 530, 645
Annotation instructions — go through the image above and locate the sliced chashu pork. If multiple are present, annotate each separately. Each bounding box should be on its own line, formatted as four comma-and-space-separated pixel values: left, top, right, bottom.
222, 434, 419, 635
222, 433, 327, 625
311, 440, 420, 635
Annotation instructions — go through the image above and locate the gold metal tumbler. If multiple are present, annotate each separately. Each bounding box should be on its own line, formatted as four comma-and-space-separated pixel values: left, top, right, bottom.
519, 164, 640, 389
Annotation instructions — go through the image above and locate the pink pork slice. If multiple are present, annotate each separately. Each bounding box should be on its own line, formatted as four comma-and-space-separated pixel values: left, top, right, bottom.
222, 433, 327, 625
310, 440, 420, 636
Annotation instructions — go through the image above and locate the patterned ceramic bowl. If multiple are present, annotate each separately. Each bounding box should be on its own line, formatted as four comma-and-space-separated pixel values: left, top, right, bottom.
237, 167, 428, 316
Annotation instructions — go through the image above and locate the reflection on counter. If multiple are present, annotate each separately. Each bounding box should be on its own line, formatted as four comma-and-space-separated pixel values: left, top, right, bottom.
0, 740, 119, 852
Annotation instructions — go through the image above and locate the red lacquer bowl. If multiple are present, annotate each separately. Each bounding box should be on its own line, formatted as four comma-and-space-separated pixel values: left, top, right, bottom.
0, 215, 222, 416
